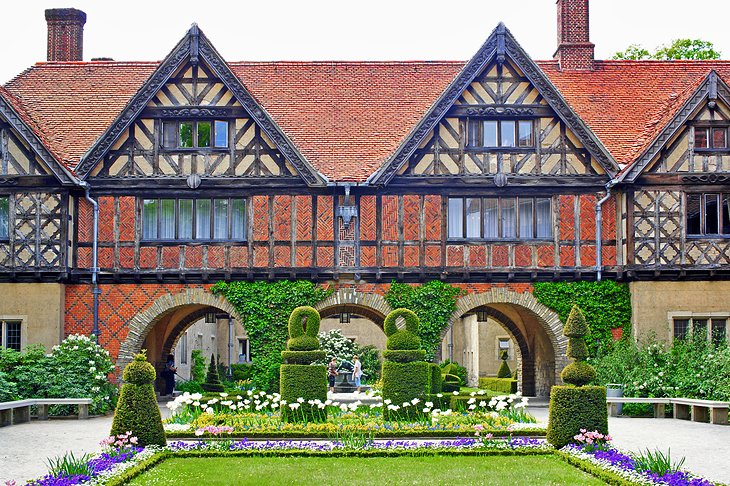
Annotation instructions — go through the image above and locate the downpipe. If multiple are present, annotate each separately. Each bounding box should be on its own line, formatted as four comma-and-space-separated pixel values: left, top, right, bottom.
595, 181, 617, 282
78, 181, 101, 339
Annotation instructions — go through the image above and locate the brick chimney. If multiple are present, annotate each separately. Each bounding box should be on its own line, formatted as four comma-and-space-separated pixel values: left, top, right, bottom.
45, 8, 86, 62
553, 0, 594, 71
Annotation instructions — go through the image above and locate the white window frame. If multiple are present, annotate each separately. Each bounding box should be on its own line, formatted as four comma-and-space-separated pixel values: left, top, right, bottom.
0, 316, 27, 351
667, 311, 729, 342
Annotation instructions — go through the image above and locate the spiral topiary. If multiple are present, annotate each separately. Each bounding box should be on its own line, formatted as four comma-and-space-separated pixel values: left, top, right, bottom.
110, 351, 165, 447
201, 354, 225, 393
547, 304, 607, 448
280, 306, 327, 423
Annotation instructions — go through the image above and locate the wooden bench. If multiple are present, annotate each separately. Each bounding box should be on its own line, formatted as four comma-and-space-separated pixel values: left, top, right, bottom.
606, 397, 729, 425
671, 398, 729, 425
606, 397, 671, 418
0, 398, 93, 426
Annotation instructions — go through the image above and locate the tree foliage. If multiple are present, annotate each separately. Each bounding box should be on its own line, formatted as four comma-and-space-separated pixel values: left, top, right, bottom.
211, 280, 331, 391
384, 281, 462, 361
613, 39, 721, 60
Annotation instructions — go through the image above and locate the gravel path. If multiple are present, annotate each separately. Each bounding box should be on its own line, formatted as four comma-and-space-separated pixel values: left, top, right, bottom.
1, 403, 728, 484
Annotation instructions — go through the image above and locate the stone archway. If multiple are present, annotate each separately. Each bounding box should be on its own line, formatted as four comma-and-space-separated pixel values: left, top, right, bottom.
442, 288, 567, 397
117, 288, 240, 372
314, 288, 393, 327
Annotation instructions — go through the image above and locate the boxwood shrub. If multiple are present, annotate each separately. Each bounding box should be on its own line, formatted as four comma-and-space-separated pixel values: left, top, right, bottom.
281, 350, 326, 365
382, 361, 429, 420
279, 364, 327, 422
546, 385, 608, 449
382, 350, 426, 363
478, 377, 517, 394
428, 363, 442, 394
111, 353, 166, 447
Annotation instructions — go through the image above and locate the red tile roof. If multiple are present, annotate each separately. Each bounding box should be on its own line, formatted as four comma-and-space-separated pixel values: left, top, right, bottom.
4, 58, 730, 181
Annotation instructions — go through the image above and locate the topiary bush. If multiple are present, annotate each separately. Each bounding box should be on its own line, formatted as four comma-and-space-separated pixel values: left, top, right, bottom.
280, 306, 327, 423
546, 385, 608, 448
547, 304, 607, 449
478, 377, 517, 394
440, 362, 464, 393
201, 354, 225, 393
497, 350, 512, 379
428, 363, 442, 394
110, 352, 165, 447
382, 308, 428, 419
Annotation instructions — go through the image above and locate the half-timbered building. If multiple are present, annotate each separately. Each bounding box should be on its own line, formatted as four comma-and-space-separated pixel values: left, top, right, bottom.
1, 1, 729, 396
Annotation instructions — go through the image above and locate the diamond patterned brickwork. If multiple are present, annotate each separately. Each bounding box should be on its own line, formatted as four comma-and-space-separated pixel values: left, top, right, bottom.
185, 246, 202, 268
424, 195, 442, 241
359, 196, 376, 241
579, 194, 596, 241
468, 245, 486, 267
382, 196, 398, 241
492, 245, 509, 267
403, 195, 419, 241
316, 196, 333, 241
446, 245, 464, 267
295, 196, 312, 241
515, 245, 532, 267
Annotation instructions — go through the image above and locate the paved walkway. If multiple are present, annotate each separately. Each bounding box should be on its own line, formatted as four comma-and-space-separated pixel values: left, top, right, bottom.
0, 403, 728, 484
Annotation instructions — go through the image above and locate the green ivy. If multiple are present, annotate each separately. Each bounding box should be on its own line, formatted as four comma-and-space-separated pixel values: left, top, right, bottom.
384, 281, 462, 362
532, 281, 631, 357
211, 281, 331, 391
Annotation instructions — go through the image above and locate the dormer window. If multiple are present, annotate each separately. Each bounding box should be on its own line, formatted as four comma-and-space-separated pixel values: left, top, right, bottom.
162, 120, 229, 149
467, 119, 534, 148
694, 126, 728, 149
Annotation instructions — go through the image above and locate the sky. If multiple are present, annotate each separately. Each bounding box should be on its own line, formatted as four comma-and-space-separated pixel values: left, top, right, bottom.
2, 0, 730, 84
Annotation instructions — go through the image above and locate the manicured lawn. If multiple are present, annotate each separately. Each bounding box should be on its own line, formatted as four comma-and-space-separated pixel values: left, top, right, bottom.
129, 455, 606, 485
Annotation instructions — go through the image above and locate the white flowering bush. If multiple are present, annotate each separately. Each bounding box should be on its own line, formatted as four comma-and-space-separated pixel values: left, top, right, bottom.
48, 334, 118, 415
317, 329, 357, 363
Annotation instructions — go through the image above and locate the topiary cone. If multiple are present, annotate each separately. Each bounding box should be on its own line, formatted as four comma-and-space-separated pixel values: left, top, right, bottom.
110, 352, 166, 447
563, 304, 588, 338
201, 354, 224, 393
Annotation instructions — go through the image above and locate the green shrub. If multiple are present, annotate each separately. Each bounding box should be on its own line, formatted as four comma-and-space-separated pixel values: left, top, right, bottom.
478, 377, 517, 394
356, 344, 382, 384
281, 350, 326, 364
279, 364, 327, 422
546, 385, 608, 449
382, 361, 429, 420
201, 354, 225, 393
287, 306, 321, 351
561, 361, 597, 387
384, 309, 421, 351
111, 353, 165, 447
497, 361, 512, 379
381, 350, 426, 363
175, 380, 203, 394
441, 362, 463, 393
440, 361, 467, 386
190, 350, 206, 383
230, 364, 253, 382
0, 371, 18, 401
428, 363, 442, 394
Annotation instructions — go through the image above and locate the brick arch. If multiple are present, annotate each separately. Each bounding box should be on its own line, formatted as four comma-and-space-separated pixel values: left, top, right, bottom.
117, 288, 239, 372
314, 288, 393, 327
443, 288, 568, 396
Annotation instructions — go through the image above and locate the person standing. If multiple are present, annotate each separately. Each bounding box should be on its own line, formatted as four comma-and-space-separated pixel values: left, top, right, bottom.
164, 354, 177, 397
327, 356, 338, 393
352, 355, 362, 393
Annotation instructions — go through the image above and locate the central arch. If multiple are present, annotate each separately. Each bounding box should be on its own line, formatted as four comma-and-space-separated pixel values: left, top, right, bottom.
314, 289, 393, 328
441, 288, 567, 397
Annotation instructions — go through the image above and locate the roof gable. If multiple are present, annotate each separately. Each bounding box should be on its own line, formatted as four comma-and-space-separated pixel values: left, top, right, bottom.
0, 88, 74, 185
621, 70, 730, 181
75, 25, 326, 186
368, 23, 618, 186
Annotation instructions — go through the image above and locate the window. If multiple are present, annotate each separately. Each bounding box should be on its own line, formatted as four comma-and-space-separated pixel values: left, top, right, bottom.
498, 338, 510, 359
448, 197, 552, 240
162, 120, 229, 149
712, 319, 727, 345
238, 338, 251, 363
674, 316, 728, 342
179, 332, 188, 365
1, 320, 21, 351
467, 119, 534, 148
686, 193, 730, 236
673, 318, 689, 340
142, 198, 245, 241
0, 196, 8, 240
694, 126, 729, 149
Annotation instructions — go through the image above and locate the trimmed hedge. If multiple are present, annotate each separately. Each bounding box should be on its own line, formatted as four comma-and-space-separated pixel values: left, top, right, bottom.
382, 349, 426, 363
382, 361, 429, 420
428, 363, 442, 394
281, 350, 326, 365
478, 377, 517, 394
546, 385, 608, 449
111, 354, 166, 447
279, 364, 327, 422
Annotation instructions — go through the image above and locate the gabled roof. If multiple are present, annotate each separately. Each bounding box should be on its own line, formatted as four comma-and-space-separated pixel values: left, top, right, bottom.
72, 25, 327, 186
0, 86, 76, 185
367, 23, 619, 186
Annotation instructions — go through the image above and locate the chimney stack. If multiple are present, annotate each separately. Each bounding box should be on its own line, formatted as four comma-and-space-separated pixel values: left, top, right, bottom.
553, 0, 594, 71
45, 8, 86, 62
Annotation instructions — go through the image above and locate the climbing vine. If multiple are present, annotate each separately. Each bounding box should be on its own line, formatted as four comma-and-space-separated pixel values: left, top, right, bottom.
384, 280, 463, 362
532, 281, 631, 357
211, 281, 331, 391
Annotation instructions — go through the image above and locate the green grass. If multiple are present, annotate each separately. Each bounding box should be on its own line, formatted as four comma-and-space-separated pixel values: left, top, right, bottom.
128, 455, 607, 485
